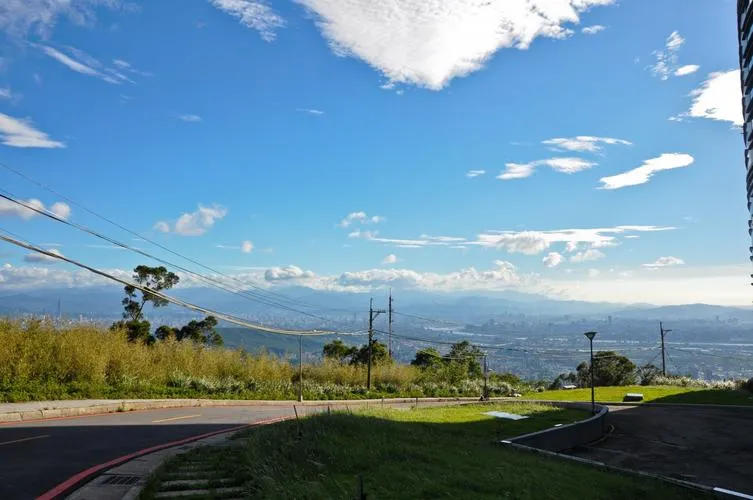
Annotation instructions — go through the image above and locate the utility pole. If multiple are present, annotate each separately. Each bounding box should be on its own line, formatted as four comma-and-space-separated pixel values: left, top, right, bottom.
367, 298, 386, 391
298, 335, 303, 402
388, 289, 394, 359
660, 321, 672, 376
482, 353, 489, 401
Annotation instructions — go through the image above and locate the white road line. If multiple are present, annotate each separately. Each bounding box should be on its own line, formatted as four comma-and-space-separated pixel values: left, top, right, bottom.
152, 414, 202, 423
0, 434, 49, 446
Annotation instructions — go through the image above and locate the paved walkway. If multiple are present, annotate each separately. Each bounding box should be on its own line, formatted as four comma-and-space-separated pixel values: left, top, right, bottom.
568, 405, 753, 495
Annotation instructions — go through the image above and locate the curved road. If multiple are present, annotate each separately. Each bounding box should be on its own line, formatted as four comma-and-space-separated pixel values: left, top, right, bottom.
0, 402, 438, 499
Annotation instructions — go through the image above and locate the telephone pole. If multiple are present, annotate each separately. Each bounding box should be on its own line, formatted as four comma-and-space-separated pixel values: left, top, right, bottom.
482, 353, 489, 401
367, 298, 386, 391
660, 321, 672, 376
298, 335, 304, 402
388, 289, 394, 359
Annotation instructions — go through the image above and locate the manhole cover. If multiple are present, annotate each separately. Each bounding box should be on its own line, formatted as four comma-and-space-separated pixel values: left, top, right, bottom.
100, 475, 140, 486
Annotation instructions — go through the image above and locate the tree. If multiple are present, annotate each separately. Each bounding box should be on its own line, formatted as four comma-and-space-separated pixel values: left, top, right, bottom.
178, 316, 223, 346
637, 363, 662, 386
112, 265, 180, 343
322, 340, 357, 363
576, 351, 637, 387
155, 325, 179, 341
448, 341, 483, 378
411, 347, 442, 368
350, 341, 389, 366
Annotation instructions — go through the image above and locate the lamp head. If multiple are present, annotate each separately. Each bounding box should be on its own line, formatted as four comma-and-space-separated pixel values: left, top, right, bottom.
584, 331, 597, 341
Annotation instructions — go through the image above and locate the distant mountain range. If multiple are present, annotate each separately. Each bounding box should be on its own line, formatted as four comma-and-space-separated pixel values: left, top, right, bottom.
1, 286, 752, 322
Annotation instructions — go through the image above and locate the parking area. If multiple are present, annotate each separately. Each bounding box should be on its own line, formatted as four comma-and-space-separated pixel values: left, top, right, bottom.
567, 405, 753, 494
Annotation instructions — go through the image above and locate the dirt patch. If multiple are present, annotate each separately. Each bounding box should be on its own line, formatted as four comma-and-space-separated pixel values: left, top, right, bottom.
568, 405, 753, 494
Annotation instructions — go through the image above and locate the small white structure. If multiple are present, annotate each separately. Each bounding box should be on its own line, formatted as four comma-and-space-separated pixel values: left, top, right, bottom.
563, 384, 577, 390
483, 411, 528, 421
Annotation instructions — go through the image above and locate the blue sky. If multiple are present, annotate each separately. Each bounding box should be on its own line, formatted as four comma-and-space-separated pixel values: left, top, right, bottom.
0, 0, 749, 305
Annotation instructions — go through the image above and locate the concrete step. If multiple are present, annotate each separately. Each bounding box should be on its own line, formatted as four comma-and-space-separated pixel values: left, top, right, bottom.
160, 478, 237, 489
154, 487, 245, 498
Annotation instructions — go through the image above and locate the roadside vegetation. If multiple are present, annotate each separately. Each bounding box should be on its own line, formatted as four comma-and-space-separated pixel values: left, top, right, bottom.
140, 403, 710, 500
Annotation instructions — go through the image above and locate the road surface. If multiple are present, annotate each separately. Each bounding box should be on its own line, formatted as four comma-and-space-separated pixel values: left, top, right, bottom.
568, 405, 753, 495
0, 401, 450, 499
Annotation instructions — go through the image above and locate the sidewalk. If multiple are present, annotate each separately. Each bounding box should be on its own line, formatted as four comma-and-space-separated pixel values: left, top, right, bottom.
0, 396, 485, 423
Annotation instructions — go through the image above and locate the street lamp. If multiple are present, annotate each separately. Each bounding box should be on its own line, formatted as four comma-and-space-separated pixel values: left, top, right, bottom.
583, 331, 597, 415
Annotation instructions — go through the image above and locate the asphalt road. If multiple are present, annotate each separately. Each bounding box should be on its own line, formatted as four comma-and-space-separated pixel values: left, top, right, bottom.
0, 401, 445, 500
568, 405, 753, 495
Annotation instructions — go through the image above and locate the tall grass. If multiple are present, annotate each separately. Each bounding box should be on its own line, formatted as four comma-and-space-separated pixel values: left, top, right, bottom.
0, 319, 516, 402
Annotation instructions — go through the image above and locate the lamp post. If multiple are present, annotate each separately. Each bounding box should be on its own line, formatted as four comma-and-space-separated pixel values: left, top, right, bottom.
584, 331, 597, 415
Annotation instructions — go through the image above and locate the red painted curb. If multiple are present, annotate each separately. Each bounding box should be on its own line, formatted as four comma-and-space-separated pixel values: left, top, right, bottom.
36, 415, 292, 500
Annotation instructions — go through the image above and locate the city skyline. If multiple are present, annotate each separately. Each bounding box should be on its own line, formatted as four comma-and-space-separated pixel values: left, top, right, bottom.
0, 0, 749, 306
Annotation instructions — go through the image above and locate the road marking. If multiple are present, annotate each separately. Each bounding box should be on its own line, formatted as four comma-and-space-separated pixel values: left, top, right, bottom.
152, 414, 202, 423
0, 434, 49, 446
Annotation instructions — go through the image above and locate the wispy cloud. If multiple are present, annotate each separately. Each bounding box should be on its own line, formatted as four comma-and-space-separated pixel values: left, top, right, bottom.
36, 44, 147, 85
23, 248, 64, 264
0, 86, 20, 102
674, 64, 699, 77
210, 0, 284, 42
542, 136, 631, 153
650, 31, 695, 80
295, 0, 616, 90
154, 204, 228, 236
0, 113, 65, 148
178, 114, 203, 123
382, 253, 398, 265
0, 0, 128, 38
543, 252, 563, 268
570, 249, 605, 263
466, 169, 486, 178
644, 256, 685, 268
338, 211, 385, 228
498, 157, 596, 180
599, 153, 694, 190
297, 108, 324, 115
581, 25, 605, 35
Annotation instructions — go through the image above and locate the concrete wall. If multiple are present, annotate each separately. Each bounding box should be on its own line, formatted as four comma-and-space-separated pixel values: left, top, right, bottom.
505, 402, 608, 452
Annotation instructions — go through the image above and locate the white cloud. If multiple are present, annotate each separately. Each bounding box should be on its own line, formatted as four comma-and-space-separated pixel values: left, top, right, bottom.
242, 240, 254, 253
498, 157, 597, 180
0, 0, 126, 38
542, 136, 631, 153
570, 248, 605, 263
581, 24, 605, 35
264, 265, 315, 281
650, 30, 688, 80
674, 64, 699, 77
338, 211, 385, 228
348, 229, 378, 239
0, 198, 70, 220
471, 225, 673, 254
178, 114, 202, 123
37, 45, 142, 85
0, 86, 19, 102
154, 204, 228, 236
210, 0, 284, 42
466, 169, 486, 178
543, 252, 563, 268
295, 0, 616, 90
297, 108, 325, 115
599, 153, 694, 190
587, 268, 600, 278
382, 253, 398, 265
644, 256, 685, 268
23, 248, 64, 264
0, 113, 65, 148
50, 202, 71, 219
683, 70, 743, 126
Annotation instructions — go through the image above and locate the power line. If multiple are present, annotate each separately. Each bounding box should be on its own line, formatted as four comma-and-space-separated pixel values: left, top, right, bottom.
0, 189, 338, 323
0, 230, 368, 337
0, 160, 359, 316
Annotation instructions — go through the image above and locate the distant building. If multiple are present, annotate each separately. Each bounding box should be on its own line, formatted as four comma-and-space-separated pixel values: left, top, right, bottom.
738, 0, 753, 264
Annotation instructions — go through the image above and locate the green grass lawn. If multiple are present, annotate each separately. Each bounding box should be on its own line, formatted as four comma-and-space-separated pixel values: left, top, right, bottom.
526, 385, 753, 405
141, 403, 710, 500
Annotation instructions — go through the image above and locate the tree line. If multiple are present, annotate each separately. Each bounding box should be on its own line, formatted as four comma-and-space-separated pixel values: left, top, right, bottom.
110, 265, 222, 346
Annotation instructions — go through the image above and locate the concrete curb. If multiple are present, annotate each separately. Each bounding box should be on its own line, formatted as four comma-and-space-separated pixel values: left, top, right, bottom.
504, 402, 609, 452
0, 396, 488, 424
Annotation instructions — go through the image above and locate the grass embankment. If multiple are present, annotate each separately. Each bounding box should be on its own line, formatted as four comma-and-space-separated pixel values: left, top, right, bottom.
527, 385, 753, 406
0, 319, 516, 402
141, 403, 709, 500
